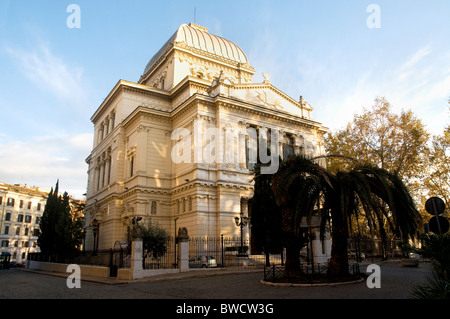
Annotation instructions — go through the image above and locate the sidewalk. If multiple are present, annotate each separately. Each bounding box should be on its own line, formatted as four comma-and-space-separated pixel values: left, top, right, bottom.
22, 258, 426, 286
23, 266, 262, 285
2, 260, 434, 300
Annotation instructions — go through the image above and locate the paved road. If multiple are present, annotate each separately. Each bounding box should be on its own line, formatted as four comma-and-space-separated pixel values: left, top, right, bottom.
0, 261, 433, 300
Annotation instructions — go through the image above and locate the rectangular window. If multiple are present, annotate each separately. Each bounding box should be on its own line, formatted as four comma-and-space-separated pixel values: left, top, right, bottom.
107, 157, 112, 185
96, 166, 101, 191
17, 214, 23, 223
35, 216, 41, 225
37, 203, 42, 211
19, 200, 24, 208
15, 227, 20, 235
7, 198, 14, 207
102, 161, 106, 188
130, 156, 135, 177
1, 240, 8, 247
5, 212, 11, 221
27, 201, 32, 209
4, 225, 9, 235
25, 215, 32, 223
246, 127, 257, 171
151, 201, 157, 215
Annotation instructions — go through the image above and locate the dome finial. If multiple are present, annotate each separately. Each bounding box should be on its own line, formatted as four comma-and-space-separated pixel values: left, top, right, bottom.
189, 22, 208, 33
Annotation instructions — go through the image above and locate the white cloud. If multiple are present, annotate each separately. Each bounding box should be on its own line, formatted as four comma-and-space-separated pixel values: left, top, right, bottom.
0, 133, 93, 198
314, 46, 450, 135
399, 46, 432, 75
4, 41, 89, 108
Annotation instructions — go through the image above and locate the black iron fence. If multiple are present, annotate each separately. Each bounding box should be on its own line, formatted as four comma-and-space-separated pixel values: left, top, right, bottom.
263, 263, 361, 283
143, 237, 175, 269
28, 248, 131, 270
348, 238, 404, 261
189, 236, 282, 268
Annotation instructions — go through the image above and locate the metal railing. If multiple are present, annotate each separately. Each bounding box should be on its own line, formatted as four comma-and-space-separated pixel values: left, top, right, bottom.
142, 237, 175, 269
263, 262, 361, 283
188, 236, 283, 268
27, 248, 131, 269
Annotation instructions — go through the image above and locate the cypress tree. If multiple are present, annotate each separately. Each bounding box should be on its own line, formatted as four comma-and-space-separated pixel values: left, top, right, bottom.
38, 181, 82, 258
38, 181, 60, 255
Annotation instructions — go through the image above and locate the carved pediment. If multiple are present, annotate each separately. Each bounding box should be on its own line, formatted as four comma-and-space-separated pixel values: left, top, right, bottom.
230, 84, 312, 119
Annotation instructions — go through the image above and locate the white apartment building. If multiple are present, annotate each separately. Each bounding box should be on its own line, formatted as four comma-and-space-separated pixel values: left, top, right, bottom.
0, 182, 47, 265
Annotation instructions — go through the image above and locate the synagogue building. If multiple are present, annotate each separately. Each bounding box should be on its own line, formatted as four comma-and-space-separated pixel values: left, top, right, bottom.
84, 23, 328, 252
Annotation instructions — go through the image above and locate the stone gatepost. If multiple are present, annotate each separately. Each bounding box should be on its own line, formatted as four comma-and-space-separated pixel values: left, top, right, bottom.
177, 228, 189, 272
131, 238, 144, 279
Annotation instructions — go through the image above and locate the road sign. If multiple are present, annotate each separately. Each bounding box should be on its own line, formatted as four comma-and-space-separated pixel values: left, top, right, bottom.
428, 216, 450, 235
425, 197, 445, 215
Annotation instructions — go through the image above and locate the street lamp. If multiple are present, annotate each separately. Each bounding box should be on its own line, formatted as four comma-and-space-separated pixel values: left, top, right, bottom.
131, 217, 142, 225
92, 226, 98, 256
234, 212, 249, 257
174, 217, 179, 268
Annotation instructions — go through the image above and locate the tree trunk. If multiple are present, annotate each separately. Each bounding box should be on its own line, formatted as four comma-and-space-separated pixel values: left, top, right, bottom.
265, 251, 270, 267
283, 232, 307, 278
328, 211, 350, 278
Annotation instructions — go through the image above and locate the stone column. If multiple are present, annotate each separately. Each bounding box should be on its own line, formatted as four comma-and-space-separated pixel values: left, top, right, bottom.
137, 125, 148, 174
177, 228, 189, 272
131, 238, 144, 279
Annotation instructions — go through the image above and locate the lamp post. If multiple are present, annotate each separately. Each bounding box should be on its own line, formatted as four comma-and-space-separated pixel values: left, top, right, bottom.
234, 212, 248, 257
174, 217, 179, 268
92, 226, 98, 256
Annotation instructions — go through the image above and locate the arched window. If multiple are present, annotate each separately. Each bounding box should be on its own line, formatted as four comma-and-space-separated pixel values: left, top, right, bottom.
283, 135, 294, 159
246, 126, 257, 170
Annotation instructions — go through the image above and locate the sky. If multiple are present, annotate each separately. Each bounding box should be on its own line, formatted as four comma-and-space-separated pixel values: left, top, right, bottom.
0, 0, 449, 199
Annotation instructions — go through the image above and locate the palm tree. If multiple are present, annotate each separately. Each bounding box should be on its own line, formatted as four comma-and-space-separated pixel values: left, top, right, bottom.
251, 164, 283, 267
272, 155, 422, 278
272, 155, 333, 277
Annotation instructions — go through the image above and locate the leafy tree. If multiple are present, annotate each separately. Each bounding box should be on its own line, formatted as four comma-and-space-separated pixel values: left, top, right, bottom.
129, 219, 170, 259
423, 126, 450, 207
325, 96, 429, 188
326, 96, 430, 244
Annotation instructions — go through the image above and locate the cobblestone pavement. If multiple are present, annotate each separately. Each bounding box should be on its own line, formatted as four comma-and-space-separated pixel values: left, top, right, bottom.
0, 261, 434, 300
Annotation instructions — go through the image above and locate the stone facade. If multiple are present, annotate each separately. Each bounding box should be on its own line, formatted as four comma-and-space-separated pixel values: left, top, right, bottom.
84, 23, 328, 251
0, 183, 47, 265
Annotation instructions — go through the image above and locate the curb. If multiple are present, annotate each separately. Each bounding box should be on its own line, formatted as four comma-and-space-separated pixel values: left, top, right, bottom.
260, 277, 365, 287
22, 267, 262, 285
